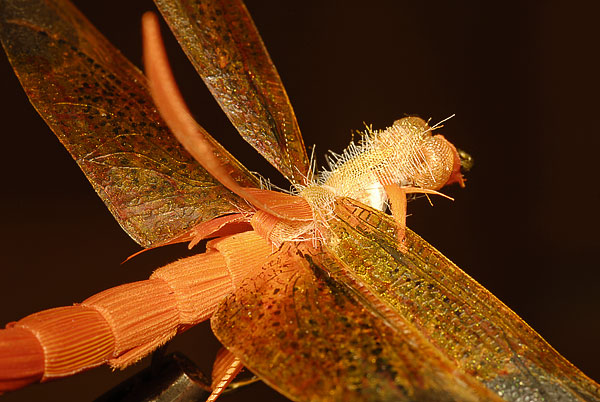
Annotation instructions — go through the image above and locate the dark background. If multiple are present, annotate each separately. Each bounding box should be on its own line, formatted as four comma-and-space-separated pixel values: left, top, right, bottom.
1, 1, 599, 401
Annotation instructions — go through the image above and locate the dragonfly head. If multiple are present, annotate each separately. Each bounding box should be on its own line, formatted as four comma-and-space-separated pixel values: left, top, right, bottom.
412, 133, 458, 190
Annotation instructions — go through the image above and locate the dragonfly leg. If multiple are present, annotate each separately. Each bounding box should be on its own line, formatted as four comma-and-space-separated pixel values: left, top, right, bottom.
207, 347, 244, 402
383, 183, 408, 249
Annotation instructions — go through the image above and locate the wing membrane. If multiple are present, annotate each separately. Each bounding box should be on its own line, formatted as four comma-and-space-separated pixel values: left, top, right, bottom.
213, 197, 600, 401
211, 242, 500, 401
0, 0, 258, 247
153, 0, 309, 185
326, 198, 600, 401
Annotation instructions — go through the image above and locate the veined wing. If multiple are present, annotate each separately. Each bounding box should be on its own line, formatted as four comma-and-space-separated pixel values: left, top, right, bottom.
0, 0, 258, 248
153, 0, 310, 185
211, 241, 502, 401
325, 198, 600, 401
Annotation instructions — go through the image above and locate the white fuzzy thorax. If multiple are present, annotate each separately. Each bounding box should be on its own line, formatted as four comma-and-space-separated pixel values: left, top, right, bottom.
298, 116, 455, 225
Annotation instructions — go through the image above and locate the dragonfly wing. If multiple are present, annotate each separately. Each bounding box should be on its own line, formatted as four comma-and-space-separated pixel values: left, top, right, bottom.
0, 0, 258, 248
211, 242, 500, 402
326, 197, 600, 401
153, 0, 310, 185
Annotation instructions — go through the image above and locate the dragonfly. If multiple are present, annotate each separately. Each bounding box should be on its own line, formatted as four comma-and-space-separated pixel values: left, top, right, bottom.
0, 0, 596, 402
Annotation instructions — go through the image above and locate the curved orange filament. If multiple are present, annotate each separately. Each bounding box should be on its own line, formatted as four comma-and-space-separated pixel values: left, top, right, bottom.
141, 13, 311, 222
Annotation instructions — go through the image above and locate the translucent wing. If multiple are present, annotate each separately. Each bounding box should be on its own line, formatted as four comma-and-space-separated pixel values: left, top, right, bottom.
153, 0, 310, 185
211, 242, 501, 401
324, 198, 600, 401
213, 198, 600, 401
0, 0, 258, 248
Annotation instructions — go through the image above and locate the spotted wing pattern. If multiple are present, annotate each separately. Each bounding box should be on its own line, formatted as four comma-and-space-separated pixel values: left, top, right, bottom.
154, 0, 310, 185
0, 0, 259, 247
211, 241, 501, 401
323, 198, 600, 401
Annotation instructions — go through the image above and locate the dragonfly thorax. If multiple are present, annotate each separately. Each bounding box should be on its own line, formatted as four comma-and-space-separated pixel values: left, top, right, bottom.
300, 117, 457, 216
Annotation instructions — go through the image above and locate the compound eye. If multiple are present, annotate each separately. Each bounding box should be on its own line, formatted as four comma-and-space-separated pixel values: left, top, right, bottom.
414, 135, 455, 190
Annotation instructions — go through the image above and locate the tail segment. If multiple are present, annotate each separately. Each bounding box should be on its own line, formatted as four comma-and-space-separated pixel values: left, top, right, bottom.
0, 231, 270, 392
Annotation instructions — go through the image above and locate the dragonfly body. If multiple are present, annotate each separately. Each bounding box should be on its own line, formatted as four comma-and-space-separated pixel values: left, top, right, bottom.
299, 116, 462, 230
0, 0, 598, 401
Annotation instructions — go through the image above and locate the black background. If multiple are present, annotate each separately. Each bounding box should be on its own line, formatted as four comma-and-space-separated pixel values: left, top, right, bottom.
1, 1, 599, 401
